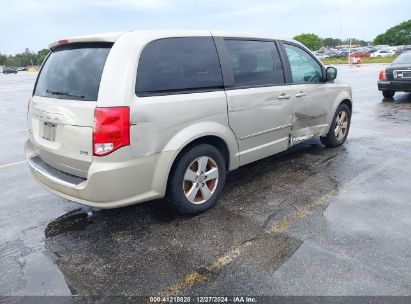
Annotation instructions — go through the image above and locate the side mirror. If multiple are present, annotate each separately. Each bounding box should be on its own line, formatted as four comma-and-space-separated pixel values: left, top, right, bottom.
326, 66, 337, 81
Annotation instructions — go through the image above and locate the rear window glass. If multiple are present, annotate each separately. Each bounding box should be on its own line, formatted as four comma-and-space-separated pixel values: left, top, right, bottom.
34, 43, 112, 101
136, 37, 223, 96
394, 52, 411, 64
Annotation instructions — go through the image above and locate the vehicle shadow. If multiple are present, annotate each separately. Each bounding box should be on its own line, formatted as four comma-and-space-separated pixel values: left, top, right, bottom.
43, 138, 345, 296
44, 138, 336, 240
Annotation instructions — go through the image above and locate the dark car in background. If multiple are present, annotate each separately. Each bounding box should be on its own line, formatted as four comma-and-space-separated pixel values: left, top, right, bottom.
395, 45, 411, 55
378, 51, 411, 98
338, 50, 350, 57
2, 67, 18, 74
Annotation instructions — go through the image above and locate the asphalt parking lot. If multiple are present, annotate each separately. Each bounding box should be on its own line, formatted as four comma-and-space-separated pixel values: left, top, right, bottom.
1, 65, 411, 298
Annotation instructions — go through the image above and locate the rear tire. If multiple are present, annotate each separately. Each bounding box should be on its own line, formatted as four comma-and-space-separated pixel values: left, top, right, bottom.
321, 103, 351, 148
168, 144, 226, 215
382, 91, 395, 99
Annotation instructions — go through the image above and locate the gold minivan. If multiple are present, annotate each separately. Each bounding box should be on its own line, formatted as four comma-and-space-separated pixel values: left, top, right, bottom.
25, 30, 352, 214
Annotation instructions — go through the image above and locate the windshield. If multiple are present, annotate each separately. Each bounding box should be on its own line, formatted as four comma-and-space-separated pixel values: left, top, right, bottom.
394, 52, 411, 64
34, 43, 112, 101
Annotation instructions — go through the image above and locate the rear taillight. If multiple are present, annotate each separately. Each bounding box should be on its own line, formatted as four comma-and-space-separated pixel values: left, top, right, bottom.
93, 107, 130, 156
379, 70, 386, 81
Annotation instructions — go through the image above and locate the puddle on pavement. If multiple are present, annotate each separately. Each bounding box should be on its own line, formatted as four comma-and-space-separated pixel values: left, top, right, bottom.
377, 93, 411, 123
241, 234, 303, 273
45, 208, 93, 238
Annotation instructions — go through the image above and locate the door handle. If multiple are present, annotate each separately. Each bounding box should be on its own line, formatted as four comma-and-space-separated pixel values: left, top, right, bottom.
295, 91, 306, 98
278, 93, 291, 100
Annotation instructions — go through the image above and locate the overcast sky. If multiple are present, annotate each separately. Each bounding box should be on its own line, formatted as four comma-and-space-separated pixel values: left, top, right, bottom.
0, 0, 409, 54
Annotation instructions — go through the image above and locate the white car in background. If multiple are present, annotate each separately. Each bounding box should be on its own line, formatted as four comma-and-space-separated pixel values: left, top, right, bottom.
313, 52, 329, 59
371, 49, 395, 58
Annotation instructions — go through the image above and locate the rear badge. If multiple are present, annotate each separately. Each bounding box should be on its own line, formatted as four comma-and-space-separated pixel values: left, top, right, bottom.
80, 151, 89, 155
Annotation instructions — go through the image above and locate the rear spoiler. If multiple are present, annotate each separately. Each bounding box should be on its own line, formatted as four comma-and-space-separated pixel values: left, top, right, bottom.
49, 32, 126, 50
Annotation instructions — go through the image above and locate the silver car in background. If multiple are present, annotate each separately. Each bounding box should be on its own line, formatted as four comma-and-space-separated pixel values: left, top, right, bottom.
25, 30, 352, 214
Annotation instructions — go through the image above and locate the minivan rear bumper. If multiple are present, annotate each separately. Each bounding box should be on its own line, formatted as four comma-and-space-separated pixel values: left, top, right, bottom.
25, 139, 177, 208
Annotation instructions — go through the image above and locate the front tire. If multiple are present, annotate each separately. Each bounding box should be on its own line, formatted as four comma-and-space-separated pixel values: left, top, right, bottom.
321, 103, 351, 148
382, 91, 395, 99
168, 144, 226, 215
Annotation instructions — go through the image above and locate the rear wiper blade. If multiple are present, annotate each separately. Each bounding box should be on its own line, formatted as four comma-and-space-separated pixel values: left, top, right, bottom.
46, 89, 84, 99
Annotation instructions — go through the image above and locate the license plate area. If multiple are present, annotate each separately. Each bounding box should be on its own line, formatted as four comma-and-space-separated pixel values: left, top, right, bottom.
394, 70, 411, 79
402, 72, 411, 79
42, 122, 56, 142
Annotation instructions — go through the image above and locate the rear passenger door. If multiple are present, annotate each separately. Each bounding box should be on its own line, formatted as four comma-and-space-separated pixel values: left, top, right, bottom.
216, 38, 294, 166
133, 36, 229, 158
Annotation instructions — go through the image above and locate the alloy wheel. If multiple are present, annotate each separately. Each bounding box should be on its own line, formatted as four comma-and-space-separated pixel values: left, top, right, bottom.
183, 156, 219, 204
334, 110, 349, 141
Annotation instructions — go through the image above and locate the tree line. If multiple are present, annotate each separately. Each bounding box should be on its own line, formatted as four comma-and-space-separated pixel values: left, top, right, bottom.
374, 19, 411, 45
0, 48, 49, 67
293, 33, 369, 51
294, 19, 410, 51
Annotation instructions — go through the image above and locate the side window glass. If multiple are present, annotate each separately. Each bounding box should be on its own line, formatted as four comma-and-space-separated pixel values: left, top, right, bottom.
224, 39, 284, 87
284, 44, 323, 83
136, 37, 223, 95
